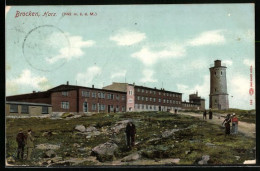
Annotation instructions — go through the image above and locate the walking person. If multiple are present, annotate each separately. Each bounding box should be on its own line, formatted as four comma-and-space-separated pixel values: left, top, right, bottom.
203, 110, 207, 120
222, 114, 231, 137
26, 129, 34, 160
125, 122, 136, 149
16, 128, 26, 160
231, 113, 238, 134
209, 109, 213, 120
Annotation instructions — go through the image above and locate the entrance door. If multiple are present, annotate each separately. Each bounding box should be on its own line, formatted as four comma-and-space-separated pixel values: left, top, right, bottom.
108, 105, 110, 113
159, 106, 161, 111
83, 102, 88, 112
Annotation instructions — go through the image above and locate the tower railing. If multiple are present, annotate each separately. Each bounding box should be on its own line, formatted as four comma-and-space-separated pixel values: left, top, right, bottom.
210, 63, 226, 67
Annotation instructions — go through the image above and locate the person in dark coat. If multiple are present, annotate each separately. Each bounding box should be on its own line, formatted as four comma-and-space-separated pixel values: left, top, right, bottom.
209, 109, 213, 120
125, 122, 136, 149
222, 114, 231, 136
203, 110, 207, 120
16, 128, 26, 160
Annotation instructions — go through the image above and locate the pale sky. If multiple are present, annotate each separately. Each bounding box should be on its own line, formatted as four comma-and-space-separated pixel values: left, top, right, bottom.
6, 4, 255, 109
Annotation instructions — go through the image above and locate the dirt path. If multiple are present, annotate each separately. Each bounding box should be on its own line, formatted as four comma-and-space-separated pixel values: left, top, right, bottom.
178, 112, 256, 138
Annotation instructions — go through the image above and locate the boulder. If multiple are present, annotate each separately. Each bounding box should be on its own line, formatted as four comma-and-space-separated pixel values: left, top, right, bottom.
86, 126, 97, 132
91, 142, 118, 162
44, 150, 56, 158
243, 159, 256, 164
36, 143, 60, 150
235, 156, 240, 160
75, 125, 86, 132
161, 129, 179, 138
121, 153, 140, 162
198, 155, 210, 165
111, 120, 131, 134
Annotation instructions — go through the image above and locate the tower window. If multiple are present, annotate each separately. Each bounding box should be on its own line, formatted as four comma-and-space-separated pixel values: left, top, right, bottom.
221, 71, 222, 75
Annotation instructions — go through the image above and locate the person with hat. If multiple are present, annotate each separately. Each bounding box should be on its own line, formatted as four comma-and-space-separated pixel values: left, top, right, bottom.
16, 128, 26, 160
26, 129, 35, 160
222, 114, 231, 136
231, 113, 238, 134
125, 122, 136, 149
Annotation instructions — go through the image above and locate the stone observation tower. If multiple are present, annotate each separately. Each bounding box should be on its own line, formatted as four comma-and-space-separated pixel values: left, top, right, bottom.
209, 60, 229, 110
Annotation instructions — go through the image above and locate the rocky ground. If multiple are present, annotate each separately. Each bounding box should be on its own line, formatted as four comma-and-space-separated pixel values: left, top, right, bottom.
6, 111, 256, 166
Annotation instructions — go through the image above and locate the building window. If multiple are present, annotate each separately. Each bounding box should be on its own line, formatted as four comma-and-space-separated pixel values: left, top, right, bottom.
92, 104, 96, 110
137, 96, 140, 100
173, 100, 175, 104
129, 90, 133, 95
173, 94, 175, 97
122, 106, 125, 112
107, 94, 111, 99
21, 105, 29, 114
146, 105, 148, 109
154, 91, 156, 95
146, 97, 148, 101
154, 105, 156, 110
116, 105, 119, 112
82, 91, 90, 97
92, 92, 96, 98
167, 100, 169, 103
111, 94, 114, 99
142, 104, 144, 109
163, 99, 166, 103
128, 99, 133, 103
42, 106, 48, 114
159, 92, 161, 95
142, 89, 144, 93
167, 93, 169, 96
153, 98, 156, 102
150, 97, 152, 101
146, 90, 148, 93
116, 95, 119, 100
10, 104, 18, 113
122, 95, 125, 100
163, 93, 165, 96
62, 91, 68, 96
101, 92, 105, 99
159, 98, 161, 103
170, 100, 172, 104
221, 71, 222, 75
99, 104, 106, 111
150, 105, 152, 109
61, 102, 69, 109
150, 90, 152, 94
137, 88, 140, 92
98, 92, 101, 98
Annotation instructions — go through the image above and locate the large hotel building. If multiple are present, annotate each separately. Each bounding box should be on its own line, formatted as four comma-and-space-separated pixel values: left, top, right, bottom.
6, 82, 205, 115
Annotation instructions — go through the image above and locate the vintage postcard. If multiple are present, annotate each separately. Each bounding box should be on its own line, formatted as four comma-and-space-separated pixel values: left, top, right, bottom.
5, 4, 255, 167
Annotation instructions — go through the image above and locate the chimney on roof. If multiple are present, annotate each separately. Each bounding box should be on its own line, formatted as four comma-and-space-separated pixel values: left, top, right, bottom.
32, 91, 36, 93
133, 82, 135, 86
92, 85, 94, 88
67, 81, 69, 85
154, 87, 156, 89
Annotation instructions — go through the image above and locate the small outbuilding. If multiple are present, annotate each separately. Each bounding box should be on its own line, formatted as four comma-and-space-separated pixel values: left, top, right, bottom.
6, 101, 52, 116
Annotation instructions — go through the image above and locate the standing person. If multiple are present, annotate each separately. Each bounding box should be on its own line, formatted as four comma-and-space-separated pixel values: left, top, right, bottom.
125, 122, 136, 149
209, 109, 213, 120
26, 129, 34, 160
16, 128, 26, 160
231, 113, 238, 134
222, 114, 231, 137
203, 110, 207, 120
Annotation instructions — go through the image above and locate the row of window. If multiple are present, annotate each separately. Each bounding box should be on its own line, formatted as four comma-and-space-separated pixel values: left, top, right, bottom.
183, 103, 198, 107
10, 104, 48, 114
136, 96, 181, 104
134, 104, 177, 111
63, 91, 125, 100
136, 89, 181, 97
61, 102, 126, 112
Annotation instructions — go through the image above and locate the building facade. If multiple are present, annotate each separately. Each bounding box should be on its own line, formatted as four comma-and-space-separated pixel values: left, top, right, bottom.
209, 60, 229, 110
7, 83, 127, 114
103, 82, 183, 112
182, 91, 205, 110
6, 101, 52, 116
